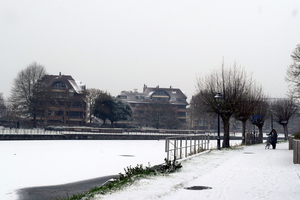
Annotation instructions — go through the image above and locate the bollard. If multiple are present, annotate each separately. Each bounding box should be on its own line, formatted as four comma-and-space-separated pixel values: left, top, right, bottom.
293, 140, 300, 164
289, 136, 294, 150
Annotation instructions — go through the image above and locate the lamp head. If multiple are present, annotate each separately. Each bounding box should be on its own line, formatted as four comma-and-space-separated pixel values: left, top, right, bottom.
214, 93, 223, 101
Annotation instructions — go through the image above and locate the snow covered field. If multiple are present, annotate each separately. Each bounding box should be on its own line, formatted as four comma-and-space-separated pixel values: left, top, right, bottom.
1, 137, 297, 200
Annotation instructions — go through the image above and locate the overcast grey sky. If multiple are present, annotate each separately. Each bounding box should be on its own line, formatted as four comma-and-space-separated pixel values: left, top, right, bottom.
1, 0, 300, 101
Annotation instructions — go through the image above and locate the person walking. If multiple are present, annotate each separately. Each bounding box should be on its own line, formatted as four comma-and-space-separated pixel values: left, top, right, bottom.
267, 129, 278, 149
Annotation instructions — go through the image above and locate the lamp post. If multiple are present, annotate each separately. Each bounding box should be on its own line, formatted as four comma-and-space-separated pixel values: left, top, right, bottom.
214, 92, 223, 150
270, 109, 273, 130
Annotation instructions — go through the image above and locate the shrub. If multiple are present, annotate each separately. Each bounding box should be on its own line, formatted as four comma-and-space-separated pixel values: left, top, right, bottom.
65, 158, 182, 200
294, 132, 300, 139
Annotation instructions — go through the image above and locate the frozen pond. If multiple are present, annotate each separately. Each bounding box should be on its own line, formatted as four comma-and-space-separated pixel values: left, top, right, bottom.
1, 140, 167, 200
0, 136, 258, 199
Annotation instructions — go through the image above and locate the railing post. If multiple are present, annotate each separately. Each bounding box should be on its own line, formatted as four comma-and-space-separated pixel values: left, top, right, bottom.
208, 134, 210, 149
185, 137, 188, 158
194, 138, 196, 153
165, 139, 169, 161
174, 139, 177, 160
180, 139, 182, 159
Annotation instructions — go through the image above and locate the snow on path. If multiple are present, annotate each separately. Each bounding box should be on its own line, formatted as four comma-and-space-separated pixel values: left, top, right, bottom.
97, 142, 300, 200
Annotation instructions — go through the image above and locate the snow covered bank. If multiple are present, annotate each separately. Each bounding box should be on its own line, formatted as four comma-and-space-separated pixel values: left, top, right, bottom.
2, 139, 297, 200
96, 142, 300, 200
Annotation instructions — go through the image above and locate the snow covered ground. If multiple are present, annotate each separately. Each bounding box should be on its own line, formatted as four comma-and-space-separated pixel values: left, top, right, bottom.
97, 142, 300, 200
1, 138, 299, 200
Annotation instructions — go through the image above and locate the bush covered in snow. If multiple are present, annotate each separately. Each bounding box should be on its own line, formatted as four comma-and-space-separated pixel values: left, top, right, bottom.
66, 158, 182, 200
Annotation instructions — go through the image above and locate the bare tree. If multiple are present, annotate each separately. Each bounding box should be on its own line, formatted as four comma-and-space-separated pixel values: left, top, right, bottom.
0, 93, 5, 118
9, 62, 47, 118
142, 100, 178, 129
272, 98, 298, 140
190, 94, 216, 130
195, 62, 263, 148
86, 88, 104, 123
233, 83, 265, 144
251, 99, 269, 143
30, 80, 52, 127
286, 44, 300, 101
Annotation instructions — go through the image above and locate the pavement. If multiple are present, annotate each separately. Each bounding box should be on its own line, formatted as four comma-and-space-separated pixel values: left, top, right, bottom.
17, 175, 117, 200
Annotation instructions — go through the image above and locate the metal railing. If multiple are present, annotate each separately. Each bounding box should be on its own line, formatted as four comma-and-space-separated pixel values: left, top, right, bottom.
165, 134, 210, 161
0, 128, 62, 135
0, 128, 197, 136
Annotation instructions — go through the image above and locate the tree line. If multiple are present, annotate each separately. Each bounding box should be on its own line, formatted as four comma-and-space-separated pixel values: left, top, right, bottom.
1, 43, 300, 141
192, 43, 300, 147
0, 63, 179, 129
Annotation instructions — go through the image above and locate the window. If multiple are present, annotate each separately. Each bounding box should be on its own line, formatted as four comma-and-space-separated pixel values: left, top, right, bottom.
48, 110, 55, 116
176, 98, 186, 102
135, 96, 145, 100
135, 110, 144, 116
53, 81, 66, 89
72, 101, 84, 108
118, 95, 127, 99
178, 112, 186, 117
152, 90, 169, 96
178, 105, 186, 109
68, 111, 83, 119
56, 111, 63, 116
151, 90, 170, 101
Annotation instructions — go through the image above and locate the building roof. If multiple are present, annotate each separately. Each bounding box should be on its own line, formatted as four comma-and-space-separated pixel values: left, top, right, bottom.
118, 85, 188, 105
38, 73, 86, 94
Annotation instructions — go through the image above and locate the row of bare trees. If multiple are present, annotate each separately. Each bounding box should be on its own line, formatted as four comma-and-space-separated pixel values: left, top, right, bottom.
192, 61, 298, 147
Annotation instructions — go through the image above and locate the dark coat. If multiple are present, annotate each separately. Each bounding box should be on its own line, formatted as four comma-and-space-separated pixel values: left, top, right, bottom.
268, 130, 278, 144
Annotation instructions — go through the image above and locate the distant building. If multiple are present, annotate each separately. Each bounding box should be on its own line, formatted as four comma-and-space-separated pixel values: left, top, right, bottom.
31, 73, 87, 126
118, 85, 188, 127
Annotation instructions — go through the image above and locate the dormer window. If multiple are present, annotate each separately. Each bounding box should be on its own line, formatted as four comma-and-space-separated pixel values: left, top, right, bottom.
135, 95, 145, 100
151, 90, 170, 101
53, 81, 66, 89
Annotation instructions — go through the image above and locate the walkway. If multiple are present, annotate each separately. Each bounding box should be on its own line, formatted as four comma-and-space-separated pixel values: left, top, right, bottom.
99, 142, 300, 200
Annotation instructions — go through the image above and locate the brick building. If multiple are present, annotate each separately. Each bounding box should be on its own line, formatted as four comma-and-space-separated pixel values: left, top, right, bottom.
31, 73, 87, 126
118, 85, 188, 127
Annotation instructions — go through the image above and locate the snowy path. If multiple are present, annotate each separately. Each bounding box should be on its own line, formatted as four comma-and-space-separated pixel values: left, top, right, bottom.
98, 142, 300, 200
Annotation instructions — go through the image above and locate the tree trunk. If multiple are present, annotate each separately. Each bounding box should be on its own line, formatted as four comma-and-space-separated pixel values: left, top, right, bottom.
222, 118, 230, 148
257, 125, 263, 143
33, 113, 37, 128
241, 120, 247, 145
283, 124, 288, 140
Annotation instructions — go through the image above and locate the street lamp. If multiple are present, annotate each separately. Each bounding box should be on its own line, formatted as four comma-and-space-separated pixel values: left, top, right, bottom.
214, 92, 223, 150
270, 110, 273, 130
